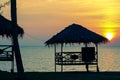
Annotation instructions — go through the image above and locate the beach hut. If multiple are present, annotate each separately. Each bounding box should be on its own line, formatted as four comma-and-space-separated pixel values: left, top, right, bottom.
0, 15, 24, 37
0, 15, 24, 72
45, 23, 108, 72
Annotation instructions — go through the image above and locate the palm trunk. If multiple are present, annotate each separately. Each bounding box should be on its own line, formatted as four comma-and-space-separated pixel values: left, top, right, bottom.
11, 0, 25, 80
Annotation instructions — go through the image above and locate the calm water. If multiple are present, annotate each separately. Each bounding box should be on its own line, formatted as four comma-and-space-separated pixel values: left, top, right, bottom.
0, 45, 120, 72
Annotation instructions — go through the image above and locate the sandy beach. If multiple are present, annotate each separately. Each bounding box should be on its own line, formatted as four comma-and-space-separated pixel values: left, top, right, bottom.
0, 71, 120, 80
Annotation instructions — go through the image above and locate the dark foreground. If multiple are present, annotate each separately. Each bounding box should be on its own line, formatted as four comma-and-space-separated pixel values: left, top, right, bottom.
0, 71, 120, 80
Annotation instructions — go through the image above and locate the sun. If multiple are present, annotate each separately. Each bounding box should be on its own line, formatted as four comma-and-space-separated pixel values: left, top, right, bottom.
105, 32, 114, 40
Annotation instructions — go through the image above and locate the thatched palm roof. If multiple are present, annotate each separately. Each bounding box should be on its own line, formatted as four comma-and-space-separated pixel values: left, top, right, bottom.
0, 15, 24, 37
45, 23, 108, 45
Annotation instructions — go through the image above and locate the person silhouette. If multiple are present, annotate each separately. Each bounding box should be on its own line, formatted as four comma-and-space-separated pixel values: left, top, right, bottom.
82, 47, 95, 72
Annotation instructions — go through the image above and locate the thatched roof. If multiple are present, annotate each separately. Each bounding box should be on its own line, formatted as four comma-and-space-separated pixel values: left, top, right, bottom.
45, 23, 108, 45
0, 15, 24, 37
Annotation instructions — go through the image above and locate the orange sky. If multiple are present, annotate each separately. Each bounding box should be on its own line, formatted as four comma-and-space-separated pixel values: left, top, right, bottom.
1, 0, 120, 45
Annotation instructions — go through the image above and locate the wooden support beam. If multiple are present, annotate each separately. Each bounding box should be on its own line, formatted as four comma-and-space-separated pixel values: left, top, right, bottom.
54, 44, 56, 72
95, 44, 99, 72
61, 43, 63, 72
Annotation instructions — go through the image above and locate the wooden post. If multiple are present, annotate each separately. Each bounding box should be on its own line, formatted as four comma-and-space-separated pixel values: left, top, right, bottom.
61, 43, 63, 72
96, 44, 99, 72
11, 0, 25, 80
11, 46, 14, 73
54, 44, 56, 72
84, 43, 89, 72
85, 43, 87, 47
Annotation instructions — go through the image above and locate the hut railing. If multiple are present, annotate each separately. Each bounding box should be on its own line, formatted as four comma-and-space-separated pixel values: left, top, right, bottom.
0, 45, 13, 61
0, 45, 14, 73
55, 52, 97, 65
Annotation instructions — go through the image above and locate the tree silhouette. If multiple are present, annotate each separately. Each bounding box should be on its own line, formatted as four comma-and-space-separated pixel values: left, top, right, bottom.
11, 0, 25, 80
0, 0, 25, 80
0, 0, 10, 14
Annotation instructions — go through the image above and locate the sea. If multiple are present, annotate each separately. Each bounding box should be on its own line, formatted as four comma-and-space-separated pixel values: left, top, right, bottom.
0, 45, 120, 72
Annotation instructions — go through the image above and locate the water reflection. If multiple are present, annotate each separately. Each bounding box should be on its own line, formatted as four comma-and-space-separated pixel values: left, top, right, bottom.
99, 47, 120, 71
0, 46, 120, 72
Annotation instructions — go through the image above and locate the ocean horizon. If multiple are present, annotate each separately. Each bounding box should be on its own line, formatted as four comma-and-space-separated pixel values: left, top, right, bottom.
0, 45, 120, 72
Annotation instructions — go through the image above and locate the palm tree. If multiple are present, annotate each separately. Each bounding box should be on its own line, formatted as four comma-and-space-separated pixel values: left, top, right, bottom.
0, 0, 25, 79
11, 0, 25, 80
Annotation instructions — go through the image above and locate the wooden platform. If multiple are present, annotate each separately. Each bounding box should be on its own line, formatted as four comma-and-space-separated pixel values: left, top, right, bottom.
56, 62, 97, 65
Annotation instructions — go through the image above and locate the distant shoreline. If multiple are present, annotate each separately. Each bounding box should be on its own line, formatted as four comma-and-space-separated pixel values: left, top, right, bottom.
19, 45, 120, 47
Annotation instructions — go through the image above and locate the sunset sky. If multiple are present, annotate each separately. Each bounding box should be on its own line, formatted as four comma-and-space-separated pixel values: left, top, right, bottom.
1, 0, 120, 46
